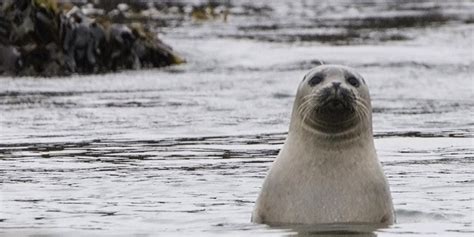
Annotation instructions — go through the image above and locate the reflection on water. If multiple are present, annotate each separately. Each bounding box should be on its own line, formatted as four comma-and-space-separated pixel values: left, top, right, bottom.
270, 223, 384, 237
1, 0, 473, 236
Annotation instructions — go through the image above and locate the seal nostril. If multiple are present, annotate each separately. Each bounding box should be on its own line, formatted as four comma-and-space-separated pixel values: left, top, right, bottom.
332, 82, 341, 88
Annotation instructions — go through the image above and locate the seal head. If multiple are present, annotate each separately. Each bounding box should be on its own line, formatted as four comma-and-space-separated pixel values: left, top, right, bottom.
295, 65, 371, 135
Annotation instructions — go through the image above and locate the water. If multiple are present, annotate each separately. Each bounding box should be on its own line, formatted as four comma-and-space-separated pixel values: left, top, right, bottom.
1, 0, 473, 236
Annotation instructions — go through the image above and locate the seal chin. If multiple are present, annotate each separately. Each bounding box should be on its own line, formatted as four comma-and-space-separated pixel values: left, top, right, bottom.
302, 104, 358, 134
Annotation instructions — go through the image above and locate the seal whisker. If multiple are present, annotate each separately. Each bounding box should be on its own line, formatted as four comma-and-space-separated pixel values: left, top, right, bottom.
296, 94, 313, 114
297, 95, 318, 120
355, 99, 370, 119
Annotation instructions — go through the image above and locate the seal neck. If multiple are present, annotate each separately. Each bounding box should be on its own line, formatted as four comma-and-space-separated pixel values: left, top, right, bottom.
289, 112, 373, 149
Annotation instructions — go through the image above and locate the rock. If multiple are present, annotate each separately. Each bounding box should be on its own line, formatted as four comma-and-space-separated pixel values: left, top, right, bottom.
108, 23, 138, 70
0, 44, 21, 74
0, 0, 184, 77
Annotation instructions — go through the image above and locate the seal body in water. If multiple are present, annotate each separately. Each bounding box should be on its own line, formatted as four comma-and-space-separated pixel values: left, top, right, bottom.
252, 65, 394, 225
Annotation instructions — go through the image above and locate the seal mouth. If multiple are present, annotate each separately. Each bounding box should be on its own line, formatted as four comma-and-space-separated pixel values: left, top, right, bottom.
320, 98, 352, 112
317, 87, 356, 114
297, 85, 360, 131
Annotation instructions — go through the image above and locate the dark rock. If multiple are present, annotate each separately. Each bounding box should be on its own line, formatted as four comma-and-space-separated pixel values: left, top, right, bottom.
0, 0, 184, 77
0, 44, 21, 74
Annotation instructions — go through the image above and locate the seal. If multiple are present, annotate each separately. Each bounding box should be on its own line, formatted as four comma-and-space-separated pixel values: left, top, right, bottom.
252, 65, 394, 225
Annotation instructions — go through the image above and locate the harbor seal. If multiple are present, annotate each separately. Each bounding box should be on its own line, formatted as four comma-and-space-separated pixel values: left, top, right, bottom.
252, 65, 394, 225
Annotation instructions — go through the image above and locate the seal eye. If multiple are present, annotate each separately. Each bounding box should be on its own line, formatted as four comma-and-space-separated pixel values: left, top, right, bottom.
308, 76, 324, 87
347, 77, 360, 87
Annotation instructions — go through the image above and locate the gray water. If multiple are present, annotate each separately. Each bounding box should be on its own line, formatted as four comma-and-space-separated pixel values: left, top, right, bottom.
1, 0, 473, 236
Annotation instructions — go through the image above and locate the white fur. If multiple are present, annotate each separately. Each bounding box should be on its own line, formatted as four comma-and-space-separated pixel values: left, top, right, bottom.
252, 65, 394, 225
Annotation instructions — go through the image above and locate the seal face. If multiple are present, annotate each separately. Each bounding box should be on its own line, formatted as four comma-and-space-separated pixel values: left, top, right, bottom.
252, 65, 394, 225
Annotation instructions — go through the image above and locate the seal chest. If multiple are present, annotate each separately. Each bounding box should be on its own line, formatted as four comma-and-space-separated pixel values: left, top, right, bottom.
252, 65, 394, 225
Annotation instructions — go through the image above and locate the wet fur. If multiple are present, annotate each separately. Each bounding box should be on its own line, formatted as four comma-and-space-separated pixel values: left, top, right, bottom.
252, 65, 394, 225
